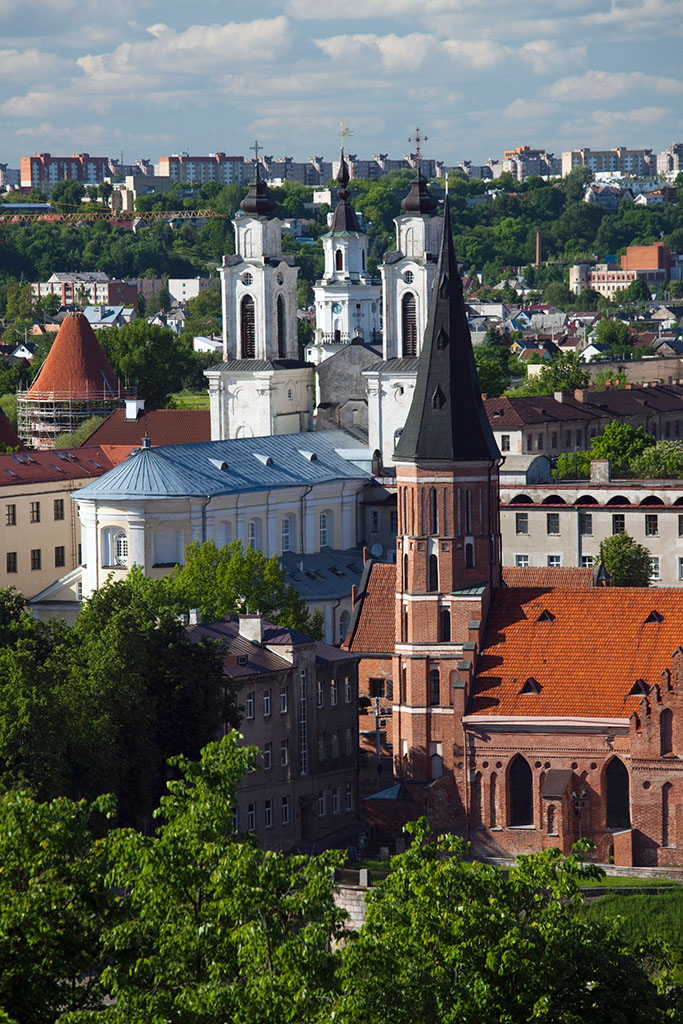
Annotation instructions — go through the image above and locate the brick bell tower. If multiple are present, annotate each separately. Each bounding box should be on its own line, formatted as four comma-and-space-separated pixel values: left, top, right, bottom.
392, 201, 502, 807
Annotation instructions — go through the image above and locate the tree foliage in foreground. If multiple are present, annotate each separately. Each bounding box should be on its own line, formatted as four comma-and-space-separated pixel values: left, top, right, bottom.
1, 744, 681, 1024
553, 421, 656, 479
597, 531, 652, 587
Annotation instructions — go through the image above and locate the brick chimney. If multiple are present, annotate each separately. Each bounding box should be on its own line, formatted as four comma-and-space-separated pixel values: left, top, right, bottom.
239, 614, 263, 644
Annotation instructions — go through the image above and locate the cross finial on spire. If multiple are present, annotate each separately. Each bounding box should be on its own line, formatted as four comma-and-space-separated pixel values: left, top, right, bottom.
336, 119, 353, 157
250, 140, 262, 178
408, 127, 428, 176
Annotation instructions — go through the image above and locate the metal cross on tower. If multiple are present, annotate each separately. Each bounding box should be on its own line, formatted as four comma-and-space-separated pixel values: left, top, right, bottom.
408, 127, 428, 175
250, 140, 262, 176
336, 120, 353, 155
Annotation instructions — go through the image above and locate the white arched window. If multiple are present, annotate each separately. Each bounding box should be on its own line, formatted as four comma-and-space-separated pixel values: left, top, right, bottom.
102, 527, 128, 568
247, 518, 263, 550
281, 516, 292, 553
319, 510, 334, 549
339, 610, 350, 643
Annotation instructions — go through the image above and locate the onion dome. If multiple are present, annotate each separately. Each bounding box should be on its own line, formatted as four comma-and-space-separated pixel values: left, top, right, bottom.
401, 172, 438, 215
240, 163, 276, 217
326, 151, 361, 235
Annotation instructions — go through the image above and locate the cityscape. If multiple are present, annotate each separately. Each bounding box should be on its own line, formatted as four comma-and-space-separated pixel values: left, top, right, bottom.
2, 1, 683, 1020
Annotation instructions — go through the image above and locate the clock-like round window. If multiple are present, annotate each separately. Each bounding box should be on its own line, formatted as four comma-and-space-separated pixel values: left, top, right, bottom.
404, 270, 414, 284
243, 272, 253, 286
276, 271, 284, 285
332, 302, 342, 314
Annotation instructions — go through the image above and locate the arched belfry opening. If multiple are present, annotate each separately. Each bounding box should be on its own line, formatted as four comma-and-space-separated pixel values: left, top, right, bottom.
276, 294, 286, 358
402, 292, 417, 356
241, 294, 256, 358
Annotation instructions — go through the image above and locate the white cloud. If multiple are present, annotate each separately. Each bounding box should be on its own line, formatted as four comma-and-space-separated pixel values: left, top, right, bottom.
502, 99, 562, 121
315, 32, 436, 72
548, 70, 683, 101
0, 48, 70, 79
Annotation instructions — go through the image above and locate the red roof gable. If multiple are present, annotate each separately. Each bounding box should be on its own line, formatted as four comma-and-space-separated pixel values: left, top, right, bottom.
345, 561, 396, 654
82, 408, 211, 447
27, 312, 123, 400
472, 587, 683, 719
502, 567, 593, 589
0, 445, 124, 486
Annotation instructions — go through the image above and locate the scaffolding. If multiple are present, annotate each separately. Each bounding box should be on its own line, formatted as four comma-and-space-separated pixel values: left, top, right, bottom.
16, 383, 135, 449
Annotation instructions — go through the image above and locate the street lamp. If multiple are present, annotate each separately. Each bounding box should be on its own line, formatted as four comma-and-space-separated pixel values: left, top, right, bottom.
571, 788, 589, 839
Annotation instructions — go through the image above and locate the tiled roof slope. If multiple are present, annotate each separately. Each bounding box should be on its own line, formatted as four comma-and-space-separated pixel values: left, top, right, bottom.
502, 567, 593, 589
345, 561, 396, 653
0, 445, 125, 486
485, 385, 683, 428
471, 587, 683, 719
27, 312, 122, 399
82, 409, 211, 447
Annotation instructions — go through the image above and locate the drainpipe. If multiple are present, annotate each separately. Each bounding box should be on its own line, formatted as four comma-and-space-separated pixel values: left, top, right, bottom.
201, 495, 212, 543
300, 484, 313, 555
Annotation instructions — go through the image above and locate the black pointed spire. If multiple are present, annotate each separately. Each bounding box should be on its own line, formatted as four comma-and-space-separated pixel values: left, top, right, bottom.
393, 202, 500, 464
240, 142, 275, 217
325, 147, 361, 235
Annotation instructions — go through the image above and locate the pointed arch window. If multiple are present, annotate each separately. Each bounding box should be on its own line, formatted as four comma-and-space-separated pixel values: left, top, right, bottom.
509, 755, 533, 826
403, 553, 409, 591
490, 772, 497, 827
429, 668, 440, 705
605, 757, 630, 829
663, 782, 673, 847
429, 488, 438, 535
439, 608, 450, 642
335, 248, 343, 271
465, 488, 473, 534
276, 294, 286, 358
241, 294, 256, 358
428, 553, 438, 592
465, 542, 474, 569
402, 292, 417, 357
661, 708, 673, 756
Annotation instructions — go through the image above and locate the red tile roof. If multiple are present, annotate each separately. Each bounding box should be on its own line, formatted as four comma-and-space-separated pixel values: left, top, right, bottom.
0, 444, 124, 486
472, 587, 683, 719
502, 567, 593, 589
82, 408, 211, 447
345, 561, 396, 653
27, 312, 122, 400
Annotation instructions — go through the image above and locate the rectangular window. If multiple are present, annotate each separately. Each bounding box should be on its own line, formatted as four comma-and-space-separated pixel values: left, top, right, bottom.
576, 430, 582, 447
281, 795, 290, 825
316, 678, 324, 707
318, 733, 326, 761
515, 554, 529, 567
264, 799, 273, 829
331, 786, 340, 815
345, 783, 353, 812
390, 510, 398, 533
579, 512, 593, 536
551, 432, 558, 449
281, 517, 291, 553
546, 512, 559, 535
581, 555, 594, 568
515, 512, 528, 535
330, 678, 338, 706
262, 689, 271, 717
280, 686, 288, 713
501, 434, 510, 451
317, 790, 326, 817
30, 501, 40, 523
526, 434, 532, 452
369, 677, 385, 698
344, 676, 352, 703
547, 555, 561, 568
54, 545, 65, 567
232, 806, 239, 833
331, 729, 340, 758
280, 739, 289, 766
565, 431, 571, 448
345, 726, 353, 756
650, 556, 661, 581
536, 433, 543, 450
371, 510, 379, 532
645, 514, 659, 537
6, 552, 16, 574
679, 514, 683, 537
679, 558, 683, 581
613, 514, 625, 535
5, 504, 16, 526
247, 803, 256, 831
263, 741, 272, 771
53, 499, 64, 521
31, 549, 41, 570
245, 692, 255, 720
319, 512, 328, 548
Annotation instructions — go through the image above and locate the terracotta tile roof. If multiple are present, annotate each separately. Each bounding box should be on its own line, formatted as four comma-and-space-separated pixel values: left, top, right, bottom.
82, 409, 211, 447
345, 560, 396, 653
27, 312, 122, 400
0, 445, 121, 486
502, 567, 593, 589
472, 587, 683, 719
485, 385, 683, 428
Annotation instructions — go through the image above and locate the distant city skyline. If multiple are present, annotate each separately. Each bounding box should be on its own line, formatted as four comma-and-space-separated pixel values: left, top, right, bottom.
1, 0, 681, 169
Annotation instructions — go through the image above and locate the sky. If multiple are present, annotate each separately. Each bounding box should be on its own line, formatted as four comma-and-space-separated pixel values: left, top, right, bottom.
1, 0, 682, 169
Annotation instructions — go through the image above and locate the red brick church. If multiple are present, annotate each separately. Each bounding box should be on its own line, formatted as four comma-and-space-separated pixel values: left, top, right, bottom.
345, 205, 683, 867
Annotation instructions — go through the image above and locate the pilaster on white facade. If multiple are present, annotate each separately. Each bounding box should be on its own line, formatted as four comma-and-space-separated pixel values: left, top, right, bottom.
381, 210, 442, 360
205, 365, 313, 440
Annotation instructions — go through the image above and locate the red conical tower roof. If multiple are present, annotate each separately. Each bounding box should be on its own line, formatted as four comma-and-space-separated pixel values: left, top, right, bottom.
27, 312, 122, 400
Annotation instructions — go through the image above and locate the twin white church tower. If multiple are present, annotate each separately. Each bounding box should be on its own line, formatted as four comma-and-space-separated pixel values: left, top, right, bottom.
207, 140, 444, 464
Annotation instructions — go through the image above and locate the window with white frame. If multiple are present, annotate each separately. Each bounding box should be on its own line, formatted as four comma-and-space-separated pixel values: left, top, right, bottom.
264, 799, 273, 829
515, 554, 529, 567
317, 790, 326, 817
319, 511, 329, 548
331, 786, 340, 815
547, 555, 561, 568
247, 803, 256, 831
247, 518, 263, 548
263, 741, 272, 771
345, 783, 353, 812
679, 557, 683, 581
280, 739, 289, 766
330, 679, 338, 706
102, 527, 129, 567
501, 434, 510, 452
281, 796, 290, 825
263, 689, 271, 717
317, 678, 324, 707
281, 516, 292, 553
245, 692, 255, 719
650, 556, 661, 581
581, 555, 594, 568
280, 686, 288, 713
344, 676, 352, 703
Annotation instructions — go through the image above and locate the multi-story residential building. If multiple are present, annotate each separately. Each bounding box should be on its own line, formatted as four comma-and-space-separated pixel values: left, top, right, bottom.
167, 277, 215, 305
657, 143, 683, 178
570, 241, 681, 297
502, 146, 561, 181
247, 156, 333, 186
156, 153, 245, 185
562, 147, 656, 177
188, 613, 360, 852
20, 152, 112, 189
501, 461, 683, 586
31, 273, 139, 309
0, 164, 20, 188
583, 182, 634, 212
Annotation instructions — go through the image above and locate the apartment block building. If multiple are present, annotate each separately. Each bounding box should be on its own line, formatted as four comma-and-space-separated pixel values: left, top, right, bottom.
570, 242, 683, 297
31, 273, 139, 309
561, 147, 656, 177
657, 143, 683, 177
502, 146, 561, 181
20, 152, 113, 189
156, 153, 245, 184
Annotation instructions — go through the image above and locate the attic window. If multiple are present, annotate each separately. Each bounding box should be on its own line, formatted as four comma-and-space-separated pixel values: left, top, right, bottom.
519, 677, 542, 694
209, 458, 228, 471
644, 610, 663, 623
299, 450, 318, 461
436, 327, 449, 350
629, 679, 649, 696
432, 386, 445, 410
254, 453, 273, 466
536, 609, 555, 622
237, 655, 248, 665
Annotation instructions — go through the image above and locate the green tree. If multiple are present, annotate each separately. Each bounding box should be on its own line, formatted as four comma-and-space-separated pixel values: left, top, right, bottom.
553, 421, 655, 478
542, 280, 574, 309
167, 540, 323, 639
598, 532, 652, 587
590, 366, 627, 391
619, 277, 651, 302
631, 440, 683, 478
50, 179, 86, 208
339, 821, 679, 1023
594, 317, 633, 355
514, 352, 589, 396
54, 414, 105, 449
147, 274, 172, 314
0, 789, 115, 1024
98, 319, 194, 408
564, 165, 594, 202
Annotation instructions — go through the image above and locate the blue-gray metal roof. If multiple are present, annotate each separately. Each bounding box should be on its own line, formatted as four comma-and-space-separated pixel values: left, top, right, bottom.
74, 430, 371, 501
281, 548, 366, 601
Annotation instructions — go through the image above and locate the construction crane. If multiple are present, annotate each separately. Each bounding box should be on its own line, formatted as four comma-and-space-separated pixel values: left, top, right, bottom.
0, 206, 227, 225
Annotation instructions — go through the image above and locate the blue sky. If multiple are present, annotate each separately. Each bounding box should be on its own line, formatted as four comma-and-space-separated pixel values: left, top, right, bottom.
1, 0, 681, 168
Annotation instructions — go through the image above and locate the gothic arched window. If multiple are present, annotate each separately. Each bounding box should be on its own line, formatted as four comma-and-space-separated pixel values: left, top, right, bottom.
428, 554, 438, 592
663, 782, 673, 847
509, 755, 533, 826
661, 708, 673, 756
429, 488, 438, 535
490, 772, 497, 827
335, 248, 343, 271
403, 553, 409, 591
439, 608, 450, 642
402, 292, 417, 357
605, 757, 630, 829
429, 668, 440, 706
276, 294, 286, 358
465, 488, 473, 534
241, 294, 256, 358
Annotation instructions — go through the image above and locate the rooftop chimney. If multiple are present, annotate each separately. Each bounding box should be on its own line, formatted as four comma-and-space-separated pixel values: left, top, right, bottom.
188, 608, 201, 626
125, 397, 145, 421
239, 614, 263, 644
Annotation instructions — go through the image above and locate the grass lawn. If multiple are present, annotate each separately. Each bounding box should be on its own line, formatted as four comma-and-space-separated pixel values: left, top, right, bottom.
583, 888, 683, 979
168, 389, 210, 409
579, 875, 679, 887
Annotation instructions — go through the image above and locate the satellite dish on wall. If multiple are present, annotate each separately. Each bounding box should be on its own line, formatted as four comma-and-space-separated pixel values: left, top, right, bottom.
370, 543, 384, 558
